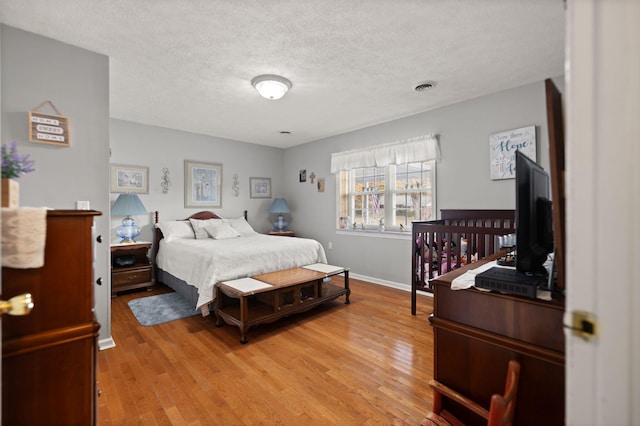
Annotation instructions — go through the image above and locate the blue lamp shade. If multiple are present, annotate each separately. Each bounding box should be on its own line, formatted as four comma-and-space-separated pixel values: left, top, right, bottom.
111, 193, 147, 243
269, 198, 290, 231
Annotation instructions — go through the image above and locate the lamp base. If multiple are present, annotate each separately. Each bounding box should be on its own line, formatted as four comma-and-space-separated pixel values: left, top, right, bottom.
272, 215, 289, 232
116, 216, 141, 243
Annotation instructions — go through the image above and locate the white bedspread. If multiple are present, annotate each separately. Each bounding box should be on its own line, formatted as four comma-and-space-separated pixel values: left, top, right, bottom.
156, 233, 327, 310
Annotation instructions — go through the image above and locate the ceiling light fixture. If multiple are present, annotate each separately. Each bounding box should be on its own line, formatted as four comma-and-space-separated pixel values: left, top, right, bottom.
251, 74, 292, 100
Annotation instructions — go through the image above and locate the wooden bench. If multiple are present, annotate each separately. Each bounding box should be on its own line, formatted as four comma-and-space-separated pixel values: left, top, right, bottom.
214, 264, 350, 343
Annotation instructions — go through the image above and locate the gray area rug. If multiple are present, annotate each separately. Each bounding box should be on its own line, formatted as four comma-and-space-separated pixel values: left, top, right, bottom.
128, 292, 200, 326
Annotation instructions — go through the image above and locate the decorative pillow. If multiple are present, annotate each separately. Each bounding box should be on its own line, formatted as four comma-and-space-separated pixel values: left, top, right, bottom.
205, 221, 241, 240
189, 218, 223, 239
157, 221, 195, 242
225, 217, 256, 236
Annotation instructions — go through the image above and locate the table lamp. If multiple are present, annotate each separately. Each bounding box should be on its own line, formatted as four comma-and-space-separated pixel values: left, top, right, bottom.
269, 198, 290, 231
111, 193, 147, 243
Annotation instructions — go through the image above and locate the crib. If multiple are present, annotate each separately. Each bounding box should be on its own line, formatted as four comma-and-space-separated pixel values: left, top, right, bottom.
411, 209, 515, 315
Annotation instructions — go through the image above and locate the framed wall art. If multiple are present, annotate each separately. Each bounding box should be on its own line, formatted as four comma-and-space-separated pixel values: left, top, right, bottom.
185, 160, 222, 208
489, 125, 536, 180
110, 164, 149, 194
249, 177, 271, 198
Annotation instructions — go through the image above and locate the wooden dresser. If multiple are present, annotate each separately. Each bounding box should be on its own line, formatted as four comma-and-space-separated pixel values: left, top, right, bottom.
431, 257, 565, 426
2, 210, 101, 425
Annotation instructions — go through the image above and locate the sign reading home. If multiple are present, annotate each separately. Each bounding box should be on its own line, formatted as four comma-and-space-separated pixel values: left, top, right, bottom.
489, 125, 536, 180
29, 111, 71, 146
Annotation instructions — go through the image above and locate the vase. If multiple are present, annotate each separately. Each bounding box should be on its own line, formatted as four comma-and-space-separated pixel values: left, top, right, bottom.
1, 178, 19, 208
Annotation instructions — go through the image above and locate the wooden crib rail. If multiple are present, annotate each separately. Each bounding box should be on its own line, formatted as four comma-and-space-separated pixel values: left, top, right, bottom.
411, 210, 515, 315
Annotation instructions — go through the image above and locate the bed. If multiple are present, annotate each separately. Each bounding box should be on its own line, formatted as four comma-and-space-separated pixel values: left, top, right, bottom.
152, 211, 328, 315
411, 209, 515, 315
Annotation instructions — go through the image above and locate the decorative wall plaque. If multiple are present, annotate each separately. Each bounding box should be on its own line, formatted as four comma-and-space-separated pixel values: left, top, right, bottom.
489, 125, 536, 180
29, 101, 71, 147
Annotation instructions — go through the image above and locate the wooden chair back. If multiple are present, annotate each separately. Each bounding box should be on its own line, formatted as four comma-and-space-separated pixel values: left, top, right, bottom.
425, 360, 521, 426
487, 360, 520, 426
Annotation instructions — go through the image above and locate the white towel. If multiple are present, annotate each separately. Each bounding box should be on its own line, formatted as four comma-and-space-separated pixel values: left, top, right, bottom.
451, 261, 498, 290
1, 207, 47, 268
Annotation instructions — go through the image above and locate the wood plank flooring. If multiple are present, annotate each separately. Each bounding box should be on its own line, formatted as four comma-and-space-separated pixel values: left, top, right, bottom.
98, 277, 435, 425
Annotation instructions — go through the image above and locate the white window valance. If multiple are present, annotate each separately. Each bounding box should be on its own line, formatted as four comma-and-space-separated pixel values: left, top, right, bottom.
330, 134, 440, 173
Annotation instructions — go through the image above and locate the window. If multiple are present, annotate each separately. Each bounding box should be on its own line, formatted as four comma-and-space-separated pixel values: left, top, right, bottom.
338, 160, 436, 232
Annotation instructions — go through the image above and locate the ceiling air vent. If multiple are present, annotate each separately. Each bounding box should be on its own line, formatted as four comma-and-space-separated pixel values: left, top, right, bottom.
414, 81, 438, 92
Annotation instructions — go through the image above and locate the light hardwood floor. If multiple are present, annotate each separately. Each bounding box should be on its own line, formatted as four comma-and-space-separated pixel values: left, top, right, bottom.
98, 277, 435, 425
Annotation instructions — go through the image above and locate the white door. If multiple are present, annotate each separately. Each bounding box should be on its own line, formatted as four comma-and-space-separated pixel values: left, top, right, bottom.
566, 0, 640, 424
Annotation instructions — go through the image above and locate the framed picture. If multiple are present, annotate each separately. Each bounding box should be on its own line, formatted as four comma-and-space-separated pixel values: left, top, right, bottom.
185, 160, 222, 208
299, 169, 307, 182
110, 164, 149, 194
249, 177, 271, 199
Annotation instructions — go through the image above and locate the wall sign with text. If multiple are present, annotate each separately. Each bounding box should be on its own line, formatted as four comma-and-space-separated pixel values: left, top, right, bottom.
489, 125, 536, 180
29, 111, 71, 147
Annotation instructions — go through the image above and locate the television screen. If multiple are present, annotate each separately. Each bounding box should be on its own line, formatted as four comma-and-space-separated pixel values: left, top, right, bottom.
515, 150, 554, 276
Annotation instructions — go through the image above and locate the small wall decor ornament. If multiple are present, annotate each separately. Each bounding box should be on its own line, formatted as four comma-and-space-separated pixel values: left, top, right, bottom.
161, 167, 170, 194
232, 173, 240, 197
489, 125, 536, 180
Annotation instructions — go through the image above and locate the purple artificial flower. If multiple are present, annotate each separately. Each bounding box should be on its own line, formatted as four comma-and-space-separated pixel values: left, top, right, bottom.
1, 141, 36, 179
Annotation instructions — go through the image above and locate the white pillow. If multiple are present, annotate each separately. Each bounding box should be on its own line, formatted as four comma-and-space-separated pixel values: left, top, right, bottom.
157, 221, 195, 242
205, 221, 241, 240
189, 218, 222, 239
225, 217, 256, 236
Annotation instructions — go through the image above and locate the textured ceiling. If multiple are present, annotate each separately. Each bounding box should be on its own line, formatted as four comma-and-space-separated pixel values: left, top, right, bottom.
0, 0, 565, 148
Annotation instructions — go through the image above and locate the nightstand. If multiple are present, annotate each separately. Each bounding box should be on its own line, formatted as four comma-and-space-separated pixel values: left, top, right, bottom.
267, 230, 296, 237
111, 241, 153, 297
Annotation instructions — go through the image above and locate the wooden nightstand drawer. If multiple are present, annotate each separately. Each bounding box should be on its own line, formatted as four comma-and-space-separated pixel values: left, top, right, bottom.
112, 267, 152, 287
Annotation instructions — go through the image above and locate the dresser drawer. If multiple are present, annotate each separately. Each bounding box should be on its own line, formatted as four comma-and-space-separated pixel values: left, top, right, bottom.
112, 267, 152, 287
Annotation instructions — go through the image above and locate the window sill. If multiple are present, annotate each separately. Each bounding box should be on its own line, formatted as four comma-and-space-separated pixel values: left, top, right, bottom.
335, 229, 411, 240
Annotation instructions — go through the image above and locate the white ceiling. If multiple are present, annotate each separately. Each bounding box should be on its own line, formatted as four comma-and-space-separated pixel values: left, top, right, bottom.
0, 0, 565, 149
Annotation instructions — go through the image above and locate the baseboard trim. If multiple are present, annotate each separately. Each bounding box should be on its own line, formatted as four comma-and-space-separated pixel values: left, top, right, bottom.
98, 337, 116, 351
348, 272, 433, 298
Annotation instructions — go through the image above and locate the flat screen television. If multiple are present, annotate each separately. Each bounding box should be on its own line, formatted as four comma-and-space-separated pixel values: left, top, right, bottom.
515, 150, 554, 277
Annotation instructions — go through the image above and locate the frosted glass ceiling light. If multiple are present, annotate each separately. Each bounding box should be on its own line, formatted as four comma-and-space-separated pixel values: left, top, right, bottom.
251, 74, 292, 100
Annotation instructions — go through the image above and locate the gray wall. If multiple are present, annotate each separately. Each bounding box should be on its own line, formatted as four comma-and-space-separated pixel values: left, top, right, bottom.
283, 79, 562, 288
109, 119, 285, 242
1, 25, 112, 345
